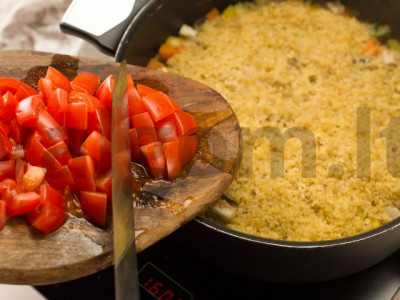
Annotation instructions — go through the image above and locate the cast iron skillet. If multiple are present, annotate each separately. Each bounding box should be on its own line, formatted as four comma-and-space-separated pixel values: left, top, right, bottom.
61, 0, 400, 283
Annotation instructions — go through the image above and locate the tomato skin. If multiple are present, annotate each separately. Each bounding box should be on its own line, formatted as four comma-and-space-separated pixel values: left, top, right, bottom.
70, 155, 97, 192
26, 137, 62, 173
0, 133, 12, 161
45, 165, 75, 193
95, 75, 114, 107
0, 160, 15, 179
66, 102, 88, 130
136, 84, 157, 97
128, 85, 146, 117
71, 72, 100, 95
27, 200, 66, 234
165, 94, 183, 112
1, 91, 17, 121
129, 128, 142, 162
0, 120, 10, 137
0, 78, 23, 95
131, 112, 157, 145
0, 200, 7, 231
40, 184, 65, 209
35, 110, 68, 147
79, 191, 107, 227
38, 77, 56, 101
141, 91, 175, 122
9, 119, 28, 144
174, 111, 198, 137
179, 135, 199, 166
46, 66, 71, 92
140, 142, 166, 179
155, 116, 179, 143
47, 140, 72, 166
163, 140, 181, 180
80, 131, 111, 174
68, 129, 86, 157
15, 95, 43, 126
96, 174, 112, 202
47, 88, 67, 126
7, 192, 40, 217
0, 179, 19, 204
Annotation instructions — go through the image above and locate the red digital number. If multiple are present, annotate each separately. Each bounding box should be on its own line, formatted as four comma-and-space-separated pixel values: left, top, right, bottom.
148, 281, 164, 295
158, 290, 174, 300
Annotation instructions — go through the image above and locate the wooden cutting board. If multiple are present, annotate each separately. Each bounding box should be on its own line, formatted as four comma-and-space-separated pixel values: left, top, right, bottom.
0, 50, 241, 285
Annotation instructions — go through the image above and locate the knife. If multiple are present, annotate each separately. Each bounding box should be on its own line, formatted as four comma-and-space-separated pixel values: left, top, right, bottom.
112, 61, 140, 300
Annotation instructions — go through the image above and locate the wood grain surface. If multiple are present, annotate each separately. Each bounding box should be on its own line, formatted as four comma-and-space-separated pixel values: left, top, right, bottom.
0, 50, 241, 285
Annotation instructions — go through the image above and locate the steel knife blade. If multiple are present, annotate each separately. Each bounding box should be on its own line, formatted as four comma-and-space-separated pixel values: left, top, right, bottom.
112, 61, 140, 299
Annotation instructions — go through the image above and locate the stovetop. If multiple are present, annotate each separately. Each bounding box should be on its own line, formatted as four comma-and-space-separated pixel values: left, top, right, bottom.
35, 225, 400, 300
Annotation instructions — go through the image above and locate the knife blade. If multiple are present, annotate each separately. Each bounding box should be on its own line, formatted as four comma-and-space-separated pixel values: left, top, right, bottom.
112, 61, 140, 300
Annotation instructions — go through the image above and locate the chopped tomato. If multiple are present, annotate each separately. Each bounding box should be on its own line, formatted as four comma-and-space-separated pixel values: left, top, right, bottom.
47, 140, 72, 166
71, 72, 100, 95
79, 191, 107, 227
35, 110, 68, 147
96, 174, 112, 202
0, 179, 19, 203
0, 120, 10, 136
26, 137, 62, 173
95, 75, 114, 107
0, 78, 23, 95
0, 201, 7, 231
1, 91, 17, 121
131, 112, 157, 145
92, 107, 111, 141
136, 84, 157, 97
69, 91, 102, 112
140, 142, 166, 179
174, 111, 198, 137
0, 133, 12, 161
38, 77, 56, 101
15, 95, 43, 126
141, 91, 175, 122
0, 160, 15, 179
128, 85, 146, 117
129, 128, 142, 162
66, 102, 88, 130
9, 119, 28, 144
68, 129, 86, 157
40, 184, 65, 209
165, 94, 183, 112
70, 155, 97, 192
7, 192, 40, 216
179, 135, 199, 166
46, 66, 71, 92
163, 140, 181, 180
47, 88, 67, 126
45, 165, 75, 192
126, 74, 135, 89
80, 131, 111, 174
22, 165, 46, 192
15, 159, 27, 186
155, 115, 179, 143
27, 200, 66, 234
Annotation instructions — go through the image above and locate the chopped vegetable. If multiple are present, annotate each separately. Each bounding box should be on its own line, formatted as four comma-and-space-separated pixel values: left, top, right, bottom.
387, 39, 400, 52
179, 24, 198, 38
374, 25, 391, 39
205, 8, 220, 20
211, 197, 238, 222
362, 39, 380, 56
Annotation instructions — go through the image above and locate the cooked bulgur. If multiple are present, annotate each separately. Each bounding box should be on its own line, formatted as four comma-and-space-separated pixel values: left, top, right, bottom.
166, 0, 400, 241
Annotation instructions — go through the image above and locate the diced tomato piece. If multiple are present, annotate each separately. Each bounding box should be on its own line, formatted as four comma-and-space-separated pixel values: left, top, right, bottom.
136, 84, 157, 97
80, 131, 111, 174
141, 91, 175, 122
27, 200, 66, 234
129, 128, 142, 162
165, 94, 183, 112
93, 107, 111, 141
46, 66, 71, 92
38, 77, 56, 101
47, 88, 67, 126
163, 140, 181, 180
24, 131, 43, 151
66, 102, 88, 130
70, 156, 96, 192
15, 159, 27, 186
35, 110, 68, 147
79, 191, 107, 227
20, 83, 40, 97
40, 184, 65, 209
96, 173, 112, 202
7, 192, 40, 216
0, 160, 15, 179
0, 78, 23, 95
0, 120, 9, 136
15, 95, 43, 125
68, 129, 86, 157
45, 165, 75, 192
9, 119, 28, 144
0, 200, 7, 231
95, 75, 114, 107
0, 179, 19, 203
174, 111, 198, 137
47, 140, 72, 166
0, 133, 12, 161
1, 91, 17, 121
126, 74, 135, 89
71, 72, 100, 95
131, 112, 157, 145
22, 165, 46, 192
140, 142, 166, 179
69, 91, 103, 112
155, 116, 179, 143
26, 137, 62, 173
179, 135, 199, 166
128, 85, 146, 117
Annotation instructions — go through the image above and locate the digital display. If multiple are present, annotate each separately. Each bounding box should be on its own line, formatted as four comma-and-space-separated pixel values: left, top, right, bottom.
139, 263, 193, 300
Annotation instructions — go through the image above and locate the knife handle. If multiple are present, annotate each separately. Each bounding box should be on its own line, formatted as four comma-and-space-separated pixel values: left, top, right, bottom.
60, 0, 153, 55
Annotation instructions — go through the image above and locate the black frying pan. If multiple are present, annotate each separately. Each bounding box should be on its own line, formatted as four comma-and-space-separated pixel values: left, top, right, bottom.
61, 0, 400, 283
